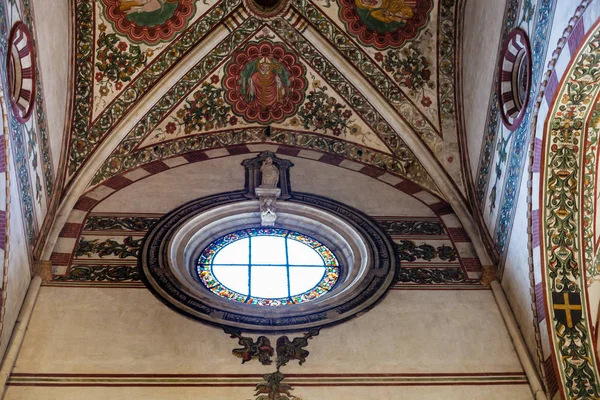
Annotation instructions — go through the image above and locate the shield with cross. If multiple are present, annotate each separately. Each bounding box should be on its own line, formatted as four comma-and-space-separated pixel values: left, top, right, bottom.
552, 291, 583, 329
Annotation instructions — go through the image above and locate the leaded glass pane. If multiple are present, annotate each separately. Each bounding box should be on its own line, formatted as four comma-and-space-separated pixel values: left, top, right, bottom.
212, 238, 249, 265
251, 236, 287, 264
197, 228, 340, 306
287, 239, 324, 266
212, 265, 248, 293
289, 266, 326, 295
251, 266, 288, 298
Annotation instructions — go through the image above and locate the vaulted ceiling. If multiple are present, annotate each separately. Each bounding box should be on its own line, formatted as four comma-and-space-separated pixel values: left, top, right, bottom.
43, 0, 491, 266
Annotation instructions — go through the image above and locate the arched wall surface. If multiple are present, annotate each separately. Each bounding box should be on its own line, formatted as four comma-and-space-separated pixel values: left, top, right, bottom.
460, 0, 508, 180
529, 8, 600, 398
29, 0, 70, 174
94, 154, 436, 217
0, 91, 32, 364
48, 147, 484, 286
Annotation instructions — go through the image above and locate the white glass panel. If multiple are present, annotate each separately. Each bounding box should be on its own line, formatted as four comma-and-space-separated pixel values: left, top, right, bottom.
251, 236, 287, 264
212, 265, 249, 294
251, 266, 288, 298
287, 239, 324, 266
213, 238, 249, 265
289, 267, 325, 295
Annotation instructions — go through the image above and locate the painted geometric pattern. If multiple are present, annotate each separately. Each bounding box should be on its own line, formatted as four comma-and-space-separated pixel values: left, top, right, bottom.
540, 23, 600, 399
92, 22, 436, 193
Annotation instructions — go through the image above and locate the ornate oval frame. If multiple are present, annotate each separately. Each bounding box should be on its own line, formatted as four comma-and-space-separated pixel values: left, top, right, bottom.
140, 191, 398, 332
6, 22, 36, 123
498, 28, 532, 131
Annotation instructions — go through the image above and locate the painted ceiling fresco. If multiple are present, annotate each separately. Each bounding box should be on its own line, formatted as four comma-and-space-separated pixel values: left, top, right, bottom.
67, 0, 465, 198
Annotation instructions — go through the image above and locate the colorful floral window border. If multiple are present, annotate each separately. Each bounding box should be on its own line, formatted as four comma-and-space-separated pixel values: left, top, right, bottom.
197, 228, 340, 307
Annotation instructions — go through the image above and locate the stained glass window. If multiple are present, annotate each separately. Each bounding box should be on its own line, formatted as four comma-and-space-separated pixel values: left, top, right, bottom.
197, 228, 339, 306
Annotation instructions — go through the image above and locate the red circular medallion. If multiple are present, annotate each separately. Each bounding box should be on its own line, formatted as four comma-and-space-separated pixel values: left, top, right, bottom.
101, 0, 196, 45
338, 0, 432, 49
223, 42, 307, 124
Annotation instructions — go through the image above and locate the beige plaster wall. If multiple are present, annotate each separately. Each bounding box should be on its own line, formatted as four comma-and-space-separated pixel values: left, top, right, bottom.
5, 385, 534, 400
30, 0, 70, 173
6, 287, 532, 399
501, 168, 537, 367
94, 154, 436, 217
289, 157, 435, 217
1, 147, 33, 361
461, 0, 508, 179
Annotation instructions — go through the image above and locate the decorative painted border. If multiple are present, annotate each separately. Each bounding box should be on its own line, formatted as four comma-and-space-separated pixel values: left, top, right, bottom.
337, 0, 432, 50
0, 90, 10, 350
101, 0, 197, 45
0, 1, 36, 246
538, 20, 600, 399
487, 0, 558, 263
474, 0, 520, 205
7, 372, 528, 387
525, 3, 596, 396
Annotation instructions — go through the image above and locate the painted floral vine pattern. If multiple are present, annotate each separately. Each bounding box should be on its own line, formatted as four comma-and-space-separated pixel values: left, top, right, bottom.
75, 236, 142, 258
95, 31, 151, 100
69, 0, 242, 176
394, 240, 457, 262
377, 220, 445, 236
541, 26, 600, 399
397, 268, 465, 284
582, 103, 600, 283
153, 78, 238, 141
375, 44, 435, 108
54, 265, 140, 282
287, 78, 358, 138
83, 216, 160, 231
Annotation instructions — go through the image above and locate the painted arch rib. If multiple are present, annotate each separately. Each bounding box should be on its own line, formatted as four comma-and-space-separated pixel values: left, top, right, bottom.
539, 22, 600, 399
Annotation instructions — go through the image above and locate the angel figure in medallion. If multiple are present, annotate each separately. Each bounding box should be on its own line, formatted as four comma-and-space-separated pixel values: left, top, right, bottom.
240, 57, 290, 111
118, 0, 177, 15
356, 0, 415, 26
